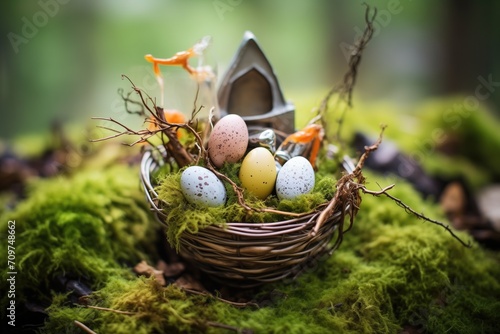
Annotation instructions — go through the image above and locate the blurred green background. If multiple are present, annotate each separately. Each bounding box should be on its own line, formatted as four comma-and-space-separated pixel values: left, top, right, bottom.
1, 0, 500, 140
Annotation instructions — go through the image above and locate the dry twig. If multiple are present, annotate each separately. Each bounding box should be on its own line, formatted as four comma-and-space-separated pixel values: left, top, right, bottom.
74, 320, 97, 334
85, 305, 137, 315
206, 321, 254, 334
182, 287, 259, 309
91, 75, 207, 167
204, 158, 308, 219
312, 126, 385, 237
315, 3, 377, 142
359, 184, 472, 248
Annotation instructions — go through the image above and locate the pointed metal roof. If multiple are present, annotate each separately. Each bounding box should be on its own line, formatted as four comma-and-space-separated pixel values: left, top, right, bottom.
217, 31, 295, 134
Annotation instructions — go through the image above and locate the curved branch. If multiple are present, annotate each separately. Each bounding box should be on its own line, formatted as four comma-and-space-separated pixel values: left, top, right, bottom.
359, 184, 472, 248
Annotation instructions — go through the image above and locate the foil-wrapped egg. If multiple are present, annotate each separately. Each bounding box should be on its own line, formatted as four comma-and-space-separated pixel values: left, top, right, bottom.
180, 166, 226, 207
239, 147, 277, 200
208, 114, 248, 168
276, 156, 315, 200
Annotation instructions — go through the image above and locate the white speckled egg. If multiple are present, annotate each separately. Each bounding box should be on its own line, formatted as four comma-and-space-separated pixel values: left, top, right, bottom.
208, 114, 248, 168
276, 156, 315, 200
239, 147, 277, 200
180, 166, 226, 207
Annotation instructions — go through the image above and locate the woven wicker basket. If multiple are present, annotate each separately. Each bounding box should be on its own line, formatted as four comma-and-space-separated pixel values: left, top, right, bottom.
140, 147, 348, 287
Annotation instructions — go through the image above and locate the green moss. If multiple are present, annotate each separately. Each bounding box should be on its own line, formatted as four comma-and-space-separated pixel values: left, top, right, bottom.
342, 174, 500, 333
416, 98, 500, 186
0, 165, 158, 311
44, 277, 217, 334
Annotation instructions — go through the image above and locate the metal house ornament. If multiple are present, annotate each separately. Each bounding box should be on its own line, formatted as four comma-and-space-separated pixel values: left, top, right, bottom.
217, 31, 295, 134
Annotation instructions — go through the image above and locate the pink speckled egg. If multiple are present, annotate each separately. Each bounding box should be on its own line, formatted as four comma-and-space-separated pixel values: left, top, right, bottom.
208, 114, 248, 168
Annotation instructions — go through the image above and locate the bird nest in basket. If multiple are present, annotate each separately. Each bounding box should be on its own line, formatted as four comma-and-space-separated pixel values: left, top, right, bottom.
139, 139, 358, 287
92, 7, 469, 288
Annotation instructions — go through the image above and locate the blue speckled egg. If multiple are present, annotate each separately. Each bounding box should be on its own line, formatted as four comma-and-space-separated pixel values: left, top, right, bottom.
180, 166, 226, 207
275, 156, 315, 200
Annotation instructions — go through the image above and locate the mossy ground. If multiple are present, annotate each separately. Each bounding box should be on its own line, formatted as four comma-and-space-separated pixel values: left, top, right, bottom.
0, 165, 157, 309
1, 98, 500, 333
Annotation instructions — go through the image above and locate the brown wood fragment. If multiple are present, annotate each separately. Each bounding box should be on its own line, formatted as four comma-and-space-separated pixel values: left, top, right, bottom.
133, 260, 166, 286
174, 274, 206, 292
156, 260, 185, 277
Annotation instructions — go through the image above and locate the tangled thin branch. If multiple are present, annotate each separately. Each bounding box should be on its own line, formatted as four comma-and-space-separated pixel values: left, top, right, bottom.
315, 3, 377, 142
312, 125, 385, 237
91, 75, 206, 168
359, 184, 472, 248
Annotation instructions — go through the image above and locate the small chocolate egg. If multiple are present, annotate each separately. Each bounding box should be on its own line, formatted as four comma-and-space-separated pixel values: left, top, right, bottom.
208, 114, 248, 168
180, 166, 226, 207
276, 156, 315, 200
239, 147, 277, 200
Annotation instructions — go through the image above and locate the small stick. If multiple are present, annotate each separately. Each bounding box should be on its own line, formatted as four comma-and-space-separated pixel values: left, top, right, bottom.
205, 159, 308, 218
182, 288, 259, 309
312, 126, 384, 235
359, 184, 472, 248
313, 175, 348, 236
122, 75, 159, 119
74, 320, 97, 334
206, 321, 254, 334
314, 4, 377, 143
85, 305, 137, 315
256, 207, 308, 218
351, 125, 386, 178
118, 87, 146, 116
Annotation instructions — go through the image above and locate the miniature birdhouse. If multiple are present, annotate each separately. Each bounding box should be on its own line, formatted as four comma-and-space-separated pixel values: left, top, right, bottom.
217, 31, 295, 134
